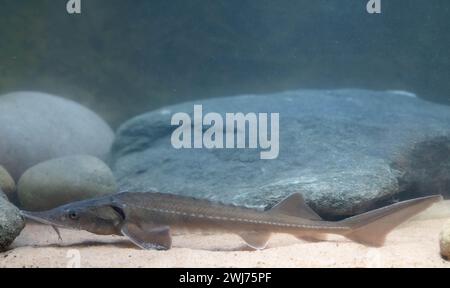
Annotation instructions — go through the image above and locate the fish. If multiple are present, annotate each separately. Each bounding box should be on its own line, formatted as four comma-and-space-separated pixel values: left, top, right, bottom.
20, 192, 442, 250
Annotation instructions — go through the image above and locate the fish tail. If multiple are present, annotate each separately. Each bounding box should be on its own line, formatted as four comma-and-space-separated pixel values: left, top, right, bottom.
340, 195, 442, 247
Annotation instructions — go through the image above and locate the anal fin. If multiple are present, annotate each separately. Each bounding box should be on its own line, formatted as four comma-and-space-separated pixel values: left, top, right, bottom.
239, 232, 271, 250
121, 222, 172, 250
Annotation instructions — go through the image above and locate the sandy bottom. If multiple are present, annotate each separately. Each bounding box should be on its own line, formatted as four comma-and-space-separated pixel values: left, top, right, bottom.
2, 202, 450, 268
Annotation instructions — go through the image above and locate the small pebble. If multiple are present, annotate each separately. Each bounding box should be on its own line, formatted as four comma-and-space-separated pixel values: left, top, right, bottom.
439, 220, 450, 260
0, 166, 16, 201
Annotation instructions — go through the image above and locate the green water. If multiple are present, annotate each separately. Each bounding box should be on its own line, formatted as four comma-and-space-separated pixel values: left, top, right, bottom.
0, 0, 449, 127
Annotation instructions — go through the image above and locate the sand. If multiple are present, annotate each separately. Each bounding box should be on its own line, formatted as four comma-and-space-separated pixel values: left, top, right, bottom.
1, 201, 450, 268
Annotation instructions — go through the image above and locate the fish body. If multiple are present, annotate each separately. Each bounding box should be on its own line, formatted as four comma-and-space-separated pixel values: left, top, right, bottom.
21, 192, 442, 250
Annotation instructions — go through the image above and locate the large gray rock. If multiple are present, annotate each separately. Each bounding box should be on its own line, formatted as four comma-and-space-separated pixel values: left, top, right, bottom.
111, 89, 450, 218
18, 155, 118, 211
0, 91, 114, 180
0, 189, 24, 252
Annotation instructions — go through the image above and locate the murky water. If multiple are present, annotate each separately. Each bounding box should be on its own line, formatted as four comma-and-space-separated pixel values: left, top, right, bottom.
0, 0, 449, 127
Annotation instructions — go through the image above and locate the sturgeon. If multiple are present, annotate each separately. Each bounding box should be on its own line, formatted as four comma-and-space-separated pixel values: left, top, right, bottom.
21, 192, 442, 250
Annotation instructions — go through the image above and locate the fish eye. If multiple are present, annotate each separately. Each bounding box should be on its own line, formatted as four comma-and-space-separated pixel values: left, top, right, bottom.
68, 210, 79, 220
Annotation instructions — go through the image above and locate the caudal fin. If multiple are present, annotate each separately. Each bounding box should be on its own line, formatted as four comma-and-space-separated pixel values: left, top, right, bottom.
341, 195, 442, 247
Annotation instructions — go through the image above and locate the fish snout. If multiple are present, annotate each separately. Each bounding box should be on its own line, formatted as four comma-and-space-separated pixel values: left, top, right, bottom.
20, 210, 59, 226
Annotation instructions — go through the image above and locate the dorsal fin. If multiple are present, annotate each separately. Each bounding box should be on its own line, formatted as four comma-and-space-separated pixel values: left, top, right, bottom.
270, 193, 322, 220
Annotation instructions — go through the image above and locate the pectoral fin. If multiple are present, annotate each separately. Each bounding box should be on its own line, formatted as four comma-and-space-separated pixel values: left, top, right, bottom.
121, 222, 172, 250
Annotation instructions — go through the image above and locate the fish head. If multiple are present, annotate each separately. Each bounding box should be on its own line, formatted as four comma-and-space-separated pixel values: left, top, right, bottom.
21, 197, 125, 236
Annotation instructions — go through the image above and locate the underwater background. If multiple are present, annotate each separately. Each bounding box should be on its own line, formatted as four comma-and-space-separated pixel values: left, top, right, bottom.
0, 0, 449, 127
2, 1, 450, 267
